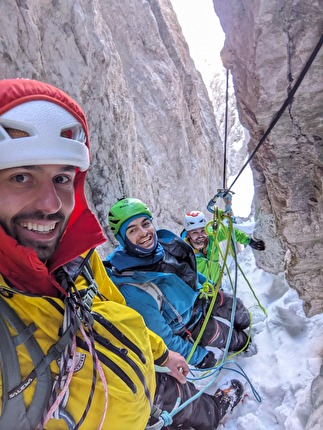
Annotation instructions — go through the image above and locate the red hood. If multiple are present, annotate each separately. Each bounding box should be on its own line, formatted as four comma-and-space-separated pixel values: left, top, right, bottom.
0, 79, 106, 296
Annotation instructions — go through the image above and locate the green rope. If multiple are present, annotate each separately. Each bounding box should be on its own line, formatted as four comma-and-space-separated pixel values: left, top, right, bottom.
186, 208, 237, 364
187, 205, 268, 366
216, 221, 267, 317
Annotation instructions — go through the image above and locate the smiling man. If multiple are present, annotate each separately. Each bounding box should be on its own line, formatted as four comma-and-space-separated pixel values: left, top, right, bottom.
0, 164, 75, 261
182, 210, 265, 285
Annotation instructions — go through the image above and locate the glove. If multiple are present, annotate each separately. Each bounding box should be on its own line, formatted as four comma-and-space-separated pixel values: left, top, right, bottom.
196, 351, 217, 369
249, 238, 265, 251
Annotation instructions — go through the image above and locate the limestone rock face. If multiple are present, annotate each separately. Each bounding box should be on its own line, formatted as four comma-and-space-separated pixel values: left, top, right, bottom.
213, 0, 323, 316
0, 0, 222, 253
1, 0, 322, 317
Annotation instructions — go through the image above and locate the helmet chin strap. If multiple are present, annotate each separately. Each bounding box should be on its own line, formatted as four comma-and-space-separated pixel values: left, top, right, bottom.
124, 232, 158, 257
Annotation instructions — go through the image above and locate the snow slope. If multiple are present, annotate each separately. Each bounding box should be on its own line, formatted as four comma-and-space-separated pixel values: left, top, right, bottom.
191, 244, 323, 430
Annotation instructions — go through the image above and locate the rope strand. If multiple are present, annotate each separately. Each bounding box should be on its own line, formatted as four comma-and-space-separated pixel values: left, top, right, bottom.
228, 32, 323, 191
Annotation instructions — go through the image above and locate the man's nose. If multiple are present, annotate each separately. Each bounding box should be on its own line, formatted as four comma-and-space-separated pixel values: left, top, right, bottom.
138, 226, 149, 235
33, 181, 62, 213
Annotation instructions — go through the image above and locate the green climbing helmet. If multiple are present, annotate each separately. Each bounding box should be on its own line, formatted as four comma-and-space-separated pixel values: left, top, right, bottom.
108, 197, 152, 236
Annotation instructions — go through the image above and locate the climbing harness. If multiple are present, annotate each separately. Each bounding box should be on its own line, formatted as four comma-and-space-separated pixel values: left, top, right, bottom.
40, 255, 109, 430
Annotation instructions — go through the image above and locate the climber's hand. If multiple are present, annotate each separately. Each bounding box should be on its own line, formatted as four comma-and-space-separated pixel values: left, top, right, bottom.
163, 350, 189, 384
249, 238, 265, 251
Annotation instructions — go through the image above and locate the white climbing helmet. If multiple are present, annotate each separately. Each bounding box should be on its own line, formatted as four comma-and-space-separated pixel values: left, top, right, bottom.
0, 100, 89, 171
184, 211, 207, 232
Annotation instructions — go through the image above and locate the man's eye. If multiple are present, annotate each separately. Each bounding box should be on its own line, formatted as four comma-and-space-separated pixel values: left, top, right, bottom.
143, 220, 151, 228
54, 175, 70, 184
12, 174, 29, 183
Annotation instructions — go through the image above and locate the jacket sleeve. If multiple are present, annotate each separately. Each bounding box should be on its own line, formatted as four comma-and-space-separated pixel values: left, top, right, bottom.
233, 227, 251, 245
147, 328, 169, 365
215, 225, 250, 245
120, 284, 209, 367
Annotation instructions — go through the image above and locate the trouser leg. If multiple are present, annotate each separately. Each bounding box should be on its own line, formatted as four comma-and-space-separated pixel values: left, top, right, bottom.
197, 316, 248, 351
154, 373, 221, 430
211, 291, 250, 330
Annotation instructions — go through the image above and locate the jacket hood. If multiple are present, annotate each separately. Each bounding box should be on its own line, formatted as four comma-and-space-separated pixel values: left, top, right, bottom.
0, 79, 106, 295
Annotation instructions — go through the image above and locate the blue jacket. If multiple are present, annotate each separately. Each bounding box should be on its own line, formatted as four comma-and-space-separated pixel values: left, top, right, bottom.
106, 229, 209, 366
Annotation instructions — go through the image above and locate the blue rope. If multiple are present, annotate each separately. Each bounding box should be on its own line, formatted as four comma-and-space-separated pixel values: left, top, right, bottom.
160, 410, 173, 426
221, 361, 262, 403
163, 361, 262, 427
188, 360, 262, 403
171, 359, 263, 419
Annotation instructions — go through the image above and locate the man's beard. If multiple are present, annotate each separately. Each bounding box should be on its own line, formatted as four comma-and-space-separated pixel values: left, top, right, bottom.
26, 239, 62, 262
190, 236, 208, 250
0, 211, 67, 262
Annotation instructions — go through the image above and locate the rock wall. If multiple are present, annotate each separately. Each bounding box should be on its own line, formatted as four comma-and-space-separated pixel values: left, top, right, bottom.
213, 0, 323, 317
0, 0, 223, 255
1, 0, 322, 317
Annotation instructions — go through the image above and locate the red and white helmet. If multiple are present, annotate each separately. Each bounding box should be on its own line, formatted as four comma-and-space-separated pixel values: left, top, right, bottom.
0, 79, 90, 171
184, 211, 207, 232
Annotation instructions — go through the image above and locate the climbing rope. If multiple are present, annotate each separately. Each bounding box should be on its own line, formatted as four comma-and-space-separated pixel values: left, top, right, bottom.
41, 267, 109, 430
185, 196, 255, 382
223, 67, 229, 189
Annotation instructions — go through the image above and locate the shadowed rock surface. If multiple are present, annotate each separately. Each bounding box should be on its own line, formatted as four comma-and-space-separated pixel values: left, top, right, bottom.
0, 0, 322, 318
213, 0, 323, 317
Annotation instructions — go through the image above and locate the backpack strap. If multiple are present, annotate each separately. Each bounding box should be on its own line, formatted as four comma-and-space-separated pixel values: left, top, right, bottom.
0, 296, 52, 430
127, 281, 164, 310
120, 281, 183, 324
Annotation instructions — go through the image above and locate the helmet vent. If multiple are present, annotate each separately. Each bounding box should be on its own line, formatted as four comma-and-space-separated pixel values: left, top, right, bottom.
4, 127, 29, 138
61, 129, 73, 139
61, 125, 86, 144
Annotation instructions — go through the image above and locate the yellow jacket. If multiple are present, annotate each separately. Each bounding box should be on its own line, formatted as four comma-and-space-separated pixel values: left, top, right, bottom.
0, 250, 168, 430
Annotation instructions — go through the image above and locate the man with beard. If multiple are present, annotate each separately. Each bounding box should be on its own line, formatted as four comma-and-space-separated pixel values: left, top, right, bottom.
182, 211, 265, 285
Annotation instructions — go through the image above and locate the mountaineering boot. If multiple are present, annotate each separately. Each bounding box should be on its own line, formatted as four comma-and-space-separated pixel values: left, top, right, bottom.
211, 291, 250, 330
214, 379, 244, 421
